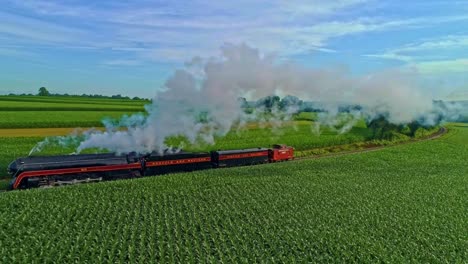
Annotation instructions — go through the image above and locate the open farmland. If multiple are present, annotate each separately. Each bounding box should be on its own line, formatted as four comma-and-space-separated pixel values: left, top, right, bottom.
0, 95, 440, 184
0, 96, 145, 128
0, 111, 140, 128
0, 95, 148, 109
0, 124, 466, 262
0, 121, 372, 180
0, 96, 376, 180
0, 99, 145, 111
0, 95, 149, 106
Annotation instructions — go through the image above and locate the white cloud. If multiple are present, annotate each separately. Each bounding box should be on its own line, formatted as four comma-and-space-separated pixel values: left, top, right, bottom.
1, 0, 373, 61
144, 47, 215, 63
0, 11, 87, 43
365, 34, 468, 64
4, 0, 468, 63
0, 46, 36, 58
410, 59, 468, 74
365, 53, 413, 62
395, 35, 468, 53
102, 59, 142, 66
445, 88, 468, 101
277, 0, 370, 16
5, 0, 91, 16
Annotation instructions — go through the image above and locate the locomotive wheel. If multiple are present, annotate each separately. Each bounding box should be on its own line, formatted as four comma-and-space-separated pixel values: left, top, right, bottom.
35, 173, 104, 188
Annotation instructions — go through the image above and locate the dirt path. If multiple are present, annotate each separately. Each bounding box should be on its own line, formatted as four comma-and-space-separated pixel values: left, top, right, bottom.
0, 127, 104, 137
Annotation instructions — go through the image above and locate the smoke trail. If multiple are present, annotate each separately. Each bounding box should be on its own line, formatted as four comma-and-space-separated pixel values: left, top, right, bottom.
76, 43, 448, 153
29, 129, 89, 155
31, 43, 466, 155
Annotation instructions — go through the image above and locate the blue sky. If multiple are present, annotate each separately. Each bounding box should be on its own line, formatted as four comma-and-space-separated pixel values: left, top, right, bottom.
1, 0, 467, 98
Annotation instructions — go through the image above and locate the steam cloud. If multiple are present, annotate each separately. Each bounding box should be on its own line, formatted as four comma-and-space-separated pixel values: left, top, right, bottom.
33, 44, 467, 154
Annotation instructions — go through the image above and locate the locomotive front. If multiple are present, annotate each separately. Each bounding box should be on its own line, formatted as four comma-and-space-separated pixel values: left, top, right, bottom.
7, 159, 21, 190
7, 160, 18, 176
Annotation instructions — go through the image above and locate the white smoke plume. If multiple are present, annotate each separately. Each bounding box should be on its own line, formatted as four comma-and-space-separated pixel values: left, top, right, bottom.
28, 129, 90, 155
32, 43, 465, 155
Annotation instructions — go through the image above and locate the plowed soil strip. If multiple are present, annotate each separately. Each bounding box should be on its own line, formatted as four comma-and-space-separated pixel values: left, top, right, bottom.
0, 127, 104, 137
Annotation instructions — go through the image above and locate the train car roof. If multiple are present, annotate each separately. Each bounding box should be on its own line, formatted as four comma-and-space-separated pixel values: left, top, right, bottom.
146, 151, 211, 160
147, 149, 210, 156
215, 148, 269, 155
16, 153, 125, 164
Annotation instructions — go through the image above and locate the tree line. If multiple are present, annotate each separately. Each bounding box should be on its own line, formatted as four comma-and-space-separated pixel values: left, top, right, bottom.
7, 87, 149, 101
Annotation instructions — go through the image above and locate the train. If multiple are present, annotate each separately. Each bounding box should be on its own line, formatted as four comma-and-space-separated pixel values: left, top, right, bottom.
7, 144, 294, 190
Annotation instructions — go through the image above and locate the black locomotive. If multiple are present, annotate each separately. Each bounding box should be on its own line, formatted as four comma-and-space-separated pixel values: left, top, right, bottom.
8, 145, 294, 190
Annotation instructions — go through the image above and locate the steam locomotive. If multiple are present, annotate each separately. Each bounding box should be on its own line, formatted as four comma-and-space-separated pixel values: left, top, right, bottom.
7, 144, 294, 190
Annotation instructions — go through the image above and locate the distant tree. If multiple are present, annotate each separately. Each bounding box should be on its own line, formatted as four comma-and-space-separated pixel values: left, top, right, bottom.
267, 95, 281, 110
279, 95, 302, 110
38, 87, 50, 96
256, 95, 280, 112
366, 115, 406, 140
237, 97, 248, 108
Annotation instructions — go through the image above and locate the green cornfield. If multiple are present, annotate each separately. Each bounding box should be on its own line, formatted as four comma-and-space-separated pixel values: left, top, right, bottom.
0, 96, 145, 128
0, 124, 466, 262
167, 120, 372, 152
0, 111, 142, 128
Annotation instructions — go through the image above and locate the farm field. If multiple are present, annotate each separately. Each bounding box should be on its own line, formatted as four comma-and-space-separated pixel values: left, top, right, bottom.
0, 111, 139, 128
0, 100, 145, 111
0, 96, 145, 129
0, 95, 444, 189
167, 120, 372, 152
0, 128, 102, 137
0, 95, 148, 104
0, 96, 378, 180
0, 121, 371, 179
0, 124, 466, 262
0, 95, 146, 112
